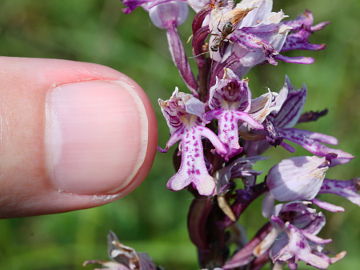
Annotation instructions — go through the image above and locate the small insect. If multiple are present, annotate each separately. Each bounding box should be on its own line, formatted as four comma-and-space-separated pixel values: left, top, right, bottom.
210, 7, 254, 52
210, 21, 236, 52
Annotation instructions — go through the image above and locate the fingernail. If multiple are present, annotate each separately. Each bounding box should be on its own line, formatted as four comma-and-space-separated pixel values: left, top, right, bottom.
45, 80, 148, 195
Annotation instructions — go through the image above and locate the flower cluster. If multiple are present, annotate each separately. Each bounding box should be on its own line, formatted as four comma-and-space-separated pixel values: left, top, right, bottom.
86, 1, 358, 270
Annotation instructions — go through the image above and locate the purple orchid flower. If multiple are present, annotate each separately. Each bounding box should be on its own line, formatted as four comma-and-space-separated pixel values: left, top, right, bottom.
205, 68, 263, 158
245, 77, 354, 165
207, 0, 290, 73
268, 202, 346, 270
264, 155, 358, 215
266, 156, 329, 202
273, 77, 354, 165
262, 155, 329, 217
247, 82, 288, 124
159, 89, 227, 196
216, 155, 266, 193
204, 0, 328, 78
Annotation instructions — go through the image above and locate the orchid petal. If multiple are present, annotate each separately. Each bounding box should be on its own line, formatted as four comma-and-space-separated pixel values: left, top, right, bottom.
278, 128, 354, 165
320, 178, 360, 207
272, 77, 307, 129
267, 156, 329, 202
311, 198, 345, 212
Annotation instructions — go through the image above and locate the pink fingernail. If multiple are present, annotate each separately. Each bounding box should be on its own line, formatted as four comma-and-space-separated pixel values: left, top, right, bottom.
45, 80, 148, 195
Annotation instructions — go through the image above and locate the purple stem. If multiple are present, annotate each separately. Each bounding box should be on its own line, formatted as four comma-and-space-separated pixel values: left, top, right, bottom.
187, 197, 214, 249
187, 196, 229, 268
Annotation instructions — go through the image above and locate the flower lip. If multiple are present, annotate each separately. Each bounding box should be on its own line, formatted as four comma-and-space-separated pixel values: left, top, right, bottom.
159, 88, 227, 196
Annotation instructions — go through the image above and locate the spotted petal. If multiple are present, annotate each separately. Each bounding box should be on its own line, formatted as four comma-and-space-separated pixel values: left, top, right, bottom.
166, 125, 226, 195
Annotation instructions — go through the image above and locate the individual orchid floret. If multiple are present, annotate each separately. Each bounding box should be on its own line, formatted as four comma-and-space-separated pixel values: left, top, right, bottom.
266, 156, 329, 203
207, 0, 292, 75
206, 0, 327, 78
320, 178, 360, 207
282, 10, 330, 53
244, 77, 354, 164
206, 69, 263, 158
273, 77, 354, 165
120, 0, 198, 94
243, 76, 305, 155
268, 202, 346, 269
84, 231, 157, 270
159, 88, 226, 196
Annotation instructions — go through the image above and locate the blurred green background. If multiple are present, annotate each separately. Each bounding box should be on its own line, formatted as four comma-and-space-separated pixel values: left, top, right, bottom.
0, 0, 359, 269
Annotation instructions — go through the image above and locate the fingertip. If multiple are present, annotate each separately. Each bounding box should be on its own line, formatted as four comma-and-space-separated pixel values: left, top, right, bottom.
0, 57, 158, 217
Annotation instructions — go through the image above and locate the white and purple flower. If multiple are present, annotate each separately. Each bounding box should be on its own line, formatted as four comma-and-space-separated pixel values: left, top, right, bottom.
268, 202, 346, 270
205, 69, 263, 158
159, 88, 227, 195
204, 0, 328, 78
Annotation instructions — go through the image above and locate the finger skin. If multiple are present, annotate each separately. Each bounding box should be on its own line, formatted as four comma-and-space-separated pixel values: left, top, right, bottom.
0, 57, 157, 218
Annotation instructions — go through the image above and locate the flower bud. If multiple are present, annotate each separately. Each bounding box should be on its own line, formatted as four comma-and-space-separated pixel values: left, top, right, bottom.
267, 156, 329, 201
149, 1, 189, 29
